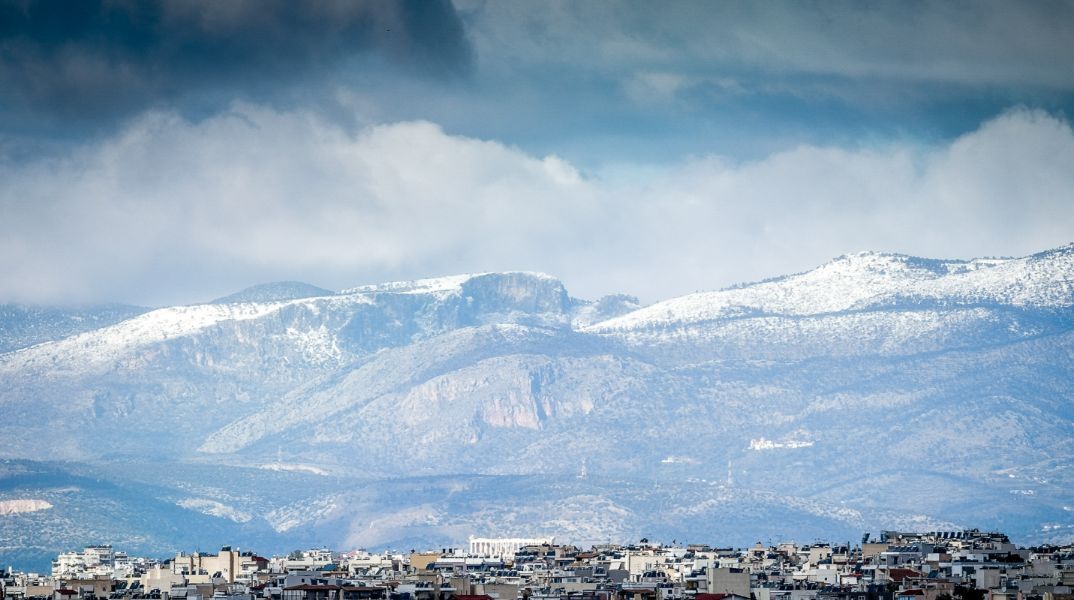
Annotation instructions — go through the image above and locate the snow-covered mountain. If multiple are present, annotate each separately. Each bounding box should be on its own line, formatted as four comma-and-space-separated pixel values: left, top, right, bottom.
1, 246, 1073, 568
0, 303, 149, 354
599, 246, 1072, 325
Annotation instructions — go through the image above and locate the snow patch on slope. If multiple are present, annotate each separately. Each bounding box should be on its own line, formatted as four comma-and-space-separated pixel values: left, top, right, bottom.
342, 271, 561, 297
0, 499, 53, 515
177, 498, 252, 523
258, 462, 329, 476
343, 274, 479, 295
749, 438, 814, 450
265, 496, 341, 532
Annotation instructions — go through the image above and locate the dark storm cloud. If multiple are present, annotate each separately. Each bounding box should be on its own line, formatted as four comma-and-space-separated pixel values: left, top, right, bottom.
460, 0, 1074, 88
452, 0, 1074, 156
0, 0, 470, 128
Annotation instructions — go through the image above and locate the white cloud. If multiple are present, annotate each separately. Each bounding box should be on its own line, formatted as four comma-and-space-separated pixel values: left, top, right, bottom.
1, 105, 1072, 306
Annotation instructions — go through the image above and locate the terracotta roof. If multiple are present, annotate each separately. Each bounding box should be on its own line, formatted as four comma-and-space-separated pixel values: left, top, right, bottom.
885, 568, 923, 582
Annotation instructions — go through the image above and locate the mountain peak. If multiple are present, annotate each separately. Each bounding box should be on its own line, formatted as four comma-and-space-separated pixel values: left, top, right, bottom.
211, 281, 335, 304
824, 250, 961, 275
1030, 241, 1074, 259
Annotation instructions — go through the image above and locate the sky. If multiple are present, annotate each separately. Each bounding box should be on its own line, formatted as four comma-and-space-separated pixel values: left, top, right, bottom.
2, 0, 1074, 306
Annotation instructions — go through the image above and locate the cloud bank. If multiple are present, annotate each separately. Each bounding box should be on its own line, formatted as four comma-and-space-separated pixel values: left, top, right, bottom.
1, 106, 1072, 306
462, 1, 1074, 88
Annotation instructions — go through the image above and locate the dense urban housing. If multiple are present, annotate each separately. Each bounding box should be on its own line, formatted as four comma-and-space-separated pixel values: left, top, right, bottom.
3, 530, 1073, 600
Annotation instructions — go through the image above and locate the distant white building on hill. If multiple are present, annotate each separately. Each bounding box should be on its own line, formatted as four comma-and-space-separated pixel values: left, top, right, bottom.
468, 536, 554, 558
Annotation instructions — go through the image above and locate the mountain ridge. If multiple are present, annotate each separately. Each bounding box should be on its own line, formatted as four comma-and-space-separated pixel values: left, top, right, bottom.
589, 243, 1074, 332
1, 244, 1073, 564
